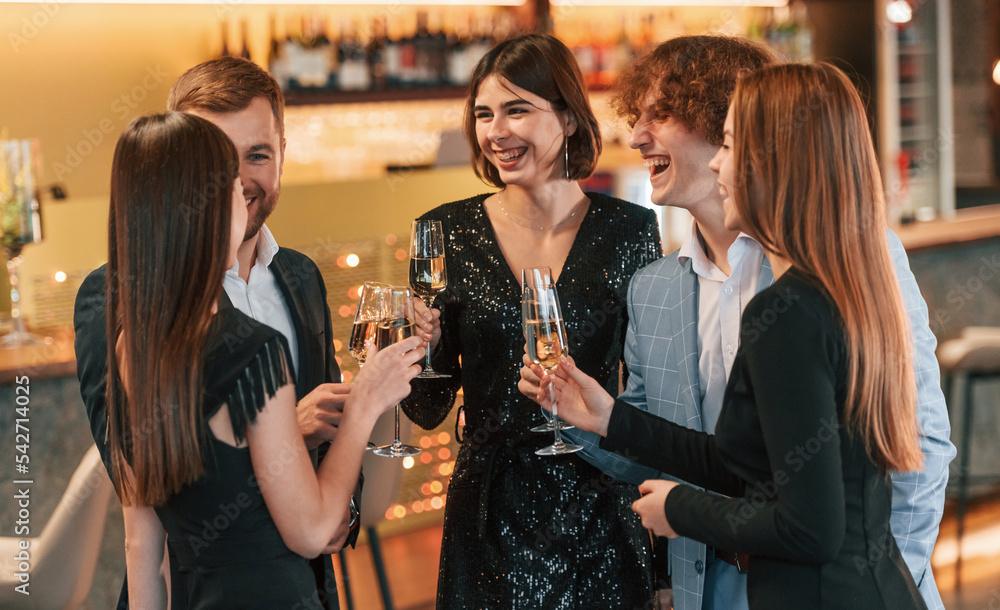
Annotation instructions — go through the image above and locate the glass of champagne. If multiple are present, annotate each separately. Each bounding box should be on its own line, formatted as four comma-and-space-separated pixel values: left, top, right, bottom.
350, 281, 391, 450
409, 219, 451, 378
522, 270, 582, 456
373, 287, 423, 458
523, 268, 573, 434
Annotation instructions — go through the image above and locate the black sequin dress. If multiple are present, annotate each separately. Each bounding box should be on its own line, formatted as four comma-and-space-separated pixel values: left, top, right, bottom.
402, 193, 662, 609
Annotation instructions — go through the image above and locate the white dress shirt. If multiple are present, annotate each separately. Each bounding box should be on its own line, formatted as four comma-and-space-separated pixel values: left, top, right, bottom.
678, 220, 764, 432
223, 224, 300, 375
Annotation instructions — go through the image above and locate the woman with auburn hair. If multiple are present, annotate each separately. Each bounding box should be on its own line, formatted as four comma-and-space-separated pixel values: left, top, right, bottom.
402, 34, 660, 608
107, 112, 425, 609
532, 62, 927, 609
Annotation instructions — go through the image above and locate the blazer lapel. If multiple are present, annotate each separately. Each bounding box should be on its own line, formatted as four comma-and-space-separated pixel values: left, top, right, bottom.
270, 250, 311, 397
670, 257, 705, 432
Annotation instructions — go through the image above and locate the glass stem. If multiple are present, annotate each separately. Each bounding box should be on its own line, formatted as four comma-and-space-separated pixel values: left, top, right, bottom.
422, 297, 434, 370
393, 404, 402, 447
548, 371, 563, 449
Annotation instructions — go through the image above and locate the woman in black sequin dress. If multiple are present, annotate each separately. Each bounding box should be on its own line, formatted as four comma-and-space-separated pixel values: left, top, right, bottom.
402, 35, 661, 609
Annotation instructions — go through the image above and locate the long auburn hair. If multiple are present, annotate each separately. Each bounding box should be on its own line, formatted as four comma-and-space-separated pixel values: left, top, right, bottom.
731, 63, 922, 473
464, 33, 601, 188
107, 112, 239, 505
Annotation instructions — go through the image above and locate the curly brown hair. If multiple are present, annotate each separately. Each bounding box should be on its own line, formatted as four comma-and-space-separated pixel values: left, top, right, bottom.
610, 36, 774, 145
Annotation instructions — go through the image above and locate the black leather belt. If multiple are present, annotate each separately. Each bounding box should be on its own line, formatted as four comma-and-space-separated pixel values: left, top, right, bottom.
715, 548, 750, 574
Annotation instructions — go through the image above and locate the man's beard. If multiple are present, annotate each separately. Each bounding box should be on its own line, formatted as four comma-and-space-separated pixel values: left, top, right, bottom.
243, 190, 278, 242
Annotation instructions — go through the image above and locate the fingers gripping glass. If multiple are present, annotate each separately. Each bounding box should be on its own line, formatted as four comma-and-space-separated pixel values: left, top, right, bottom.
351, 281, 391, 451
522, 267, 582, 456
373, 287, 423, 458
409, 219, 451, 379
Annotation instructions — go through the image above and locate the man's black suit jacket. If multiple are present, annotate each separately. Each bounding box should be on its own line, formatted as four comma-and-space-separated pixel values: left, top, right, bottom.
74, 248, 354, 609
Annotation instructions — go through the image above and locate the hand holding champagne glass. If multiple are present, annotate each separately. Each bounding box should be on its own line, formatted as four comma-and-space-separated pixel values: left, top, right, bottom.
522, 267, 582, 456
409, 219, 451, 378
350, 282, 391, 367
373, 287, 423, 458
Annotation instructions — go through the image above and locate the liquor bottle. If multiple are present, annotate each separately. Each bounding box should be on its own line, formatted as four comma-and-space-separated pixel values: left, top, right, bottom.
413, 11, 433, 86
239, 19, 251, 60
219, 20, 231, 58
368, 17, 389, 90
384, 19, 404, 88
339, 20, 370, 91
268, 15, 289, 91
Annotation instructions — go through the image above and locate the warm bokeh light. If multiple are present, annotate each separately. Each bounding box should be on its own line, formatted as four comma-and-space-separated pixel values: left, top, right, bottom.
437, 432, 451, 444
430, 481, 444, 494
421, 483, 432, 495
993, 60, 1000, 86
393, 505, 406, 519
411, 501, 424, 513
333, 339, 343, 352
420, 436, 432, 448
346, 253, 360, 267
336, 255, 347, 268
338, 305, 353, 317
342, 371, 353, 382
402, 456, 415, 469
430, 496, 444, 510
438, 448, 451, 460
422, 498, 435, 511
347, 286, 360, 299
395, 248, 407, 261
54, 271, 67, 282
385, 234, 398, 246
886, 0, 912, 24
420, 452, 433, 464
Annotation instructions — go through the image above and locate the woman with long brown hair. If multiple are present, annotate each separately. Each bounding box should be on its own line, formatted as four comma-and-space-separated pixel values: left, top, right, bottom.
532, 63, 927, 609
107, 112, 425, 608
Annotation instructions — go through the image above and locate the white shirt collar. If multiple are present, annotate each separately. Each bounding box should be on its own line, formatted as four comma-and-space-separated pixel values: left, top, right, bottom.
678, 218, 759, 281
227, 223, 280, 277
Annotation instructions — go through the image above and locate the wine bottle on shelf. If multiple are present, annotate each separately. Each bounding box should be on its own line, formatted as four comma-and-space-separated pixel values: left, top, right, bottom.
219, 19, 231, 58
368, 17, 389, 90
268, 15, 289, 90
384, 19, 404, 88
399, 16, 417, 88
339, 19, 370, 91
413, 11, 433, 86
239, 19, 251, 60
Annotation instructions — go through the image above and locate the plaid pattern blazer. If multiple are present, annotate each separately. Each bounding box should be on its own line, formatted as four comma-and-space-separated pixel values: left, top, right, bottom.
565, 229, 954, 610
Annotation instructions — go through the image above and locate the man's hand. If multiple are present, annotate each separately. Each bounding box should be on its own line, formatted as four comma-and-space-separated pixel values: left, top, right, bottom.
297, 383, 353, 449
633, 479, 681, 538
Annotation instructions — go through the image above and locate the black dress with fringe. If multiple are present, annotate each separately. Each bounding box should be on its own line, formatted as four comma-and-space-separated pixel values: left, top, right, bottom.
152, 306, 325, 609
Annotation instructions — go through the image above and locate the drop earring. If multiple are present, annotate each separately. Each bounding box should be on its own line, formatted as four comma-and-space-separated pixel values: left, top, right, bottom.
564, 135, 570, 181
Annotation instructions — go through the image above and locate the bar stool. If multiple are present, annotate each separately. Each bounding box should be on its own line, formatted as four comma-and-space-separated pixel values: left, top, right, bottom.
936, 326, 1000, 588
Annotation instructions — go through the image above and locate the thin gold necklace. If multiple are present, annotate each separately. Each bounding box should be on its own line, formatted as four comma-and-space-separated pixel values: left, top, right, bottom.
498, 196, 581, 231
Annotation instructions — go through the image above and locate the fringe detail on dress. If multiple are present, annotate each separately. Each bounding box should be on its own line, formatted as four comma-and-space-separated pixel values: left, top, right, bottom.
224, 336, 291, 445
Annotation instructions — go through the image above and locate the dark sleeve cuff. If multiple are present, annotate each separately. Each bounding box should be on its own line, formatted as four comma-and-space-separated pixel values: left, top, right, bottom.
598, 399, 641, 456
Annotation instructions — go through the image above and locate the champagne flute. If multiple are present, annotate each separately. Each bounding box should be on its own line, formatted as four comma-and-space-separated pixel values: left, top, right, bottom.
522, 274, 582, 456
523, 268, 574, 434
373, 287, 423, 458
350, 281, 391, 450
409, 219, 451, 378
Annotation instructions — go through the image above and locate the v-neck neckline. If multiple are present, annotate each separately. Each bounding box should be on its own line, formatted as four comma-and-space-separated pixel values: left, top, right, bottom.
475, 193, 595, 307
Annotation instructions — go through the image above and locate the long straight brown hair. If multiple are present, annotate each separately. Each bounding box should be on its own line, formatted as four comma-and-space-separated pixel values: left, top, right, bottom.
107, 112, 239, 505
732, 63, 922, 473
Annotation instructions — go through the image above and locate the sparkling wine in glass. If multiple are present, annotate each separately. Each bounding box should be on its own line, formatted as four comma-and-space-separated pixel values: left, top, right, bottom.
351, 281, 391, 450
373, 287, 422, 458
409, 219, 451, 378
522, 267, 573, 434
522, 273, 582, 456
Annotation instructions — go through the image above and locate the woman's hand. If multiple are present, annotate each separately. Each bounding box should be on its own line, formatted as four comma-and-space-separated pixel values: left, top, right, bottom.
632, 479, 681, 538
412, 297, 442, 353
534, 355, 615, 436
517, 350, 543, 401
350, 336, 426, 420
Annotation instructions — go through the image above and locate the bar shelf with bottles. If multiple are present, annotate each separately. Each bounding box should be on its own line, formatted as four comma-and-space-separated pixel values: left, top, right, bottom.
244, 5, 813, 106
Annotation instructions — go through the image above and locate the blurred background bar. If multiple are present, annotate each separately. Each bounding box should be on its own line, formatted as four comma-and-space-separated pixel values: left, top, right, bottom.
1, 1, 998, 608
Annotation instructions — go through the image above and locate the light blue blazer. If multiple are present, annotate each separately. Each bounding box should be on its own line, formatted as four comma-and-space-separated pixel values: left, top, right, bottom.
566, 229, 955, 610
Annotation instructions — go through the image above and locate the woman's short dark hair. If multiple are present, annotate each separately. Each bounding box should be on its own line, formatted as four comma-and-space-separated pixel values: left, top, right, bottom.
463, 34, 601, 188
